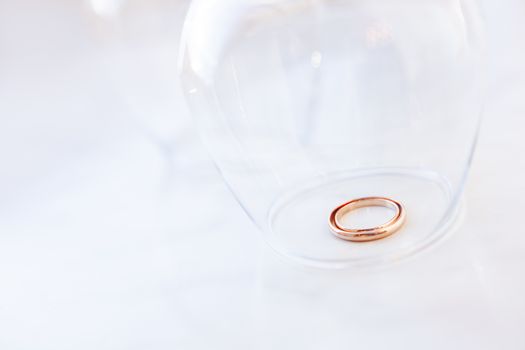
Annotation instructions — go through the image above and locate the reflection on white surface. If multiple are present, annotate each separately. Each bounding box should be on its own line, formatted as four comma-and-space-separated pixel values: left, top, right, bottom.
89, 0, 125, 17
365, 22, 392, 48
310, 50, 322, 68
0, 0, 525, 349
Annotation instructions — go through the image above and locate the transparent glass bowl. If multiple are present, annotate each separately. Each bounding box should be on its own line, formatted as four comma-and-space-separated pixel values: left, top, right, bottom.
180, 0, 485, 268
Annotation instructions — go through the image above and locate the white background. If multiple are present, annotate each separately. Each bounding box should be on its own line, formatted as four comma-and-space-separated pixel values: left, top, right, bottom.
1, 0, 525, 349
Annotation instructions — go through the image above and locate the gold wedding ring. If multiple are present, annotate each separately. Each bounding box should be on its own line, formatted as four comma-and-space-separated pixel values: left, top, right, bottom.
329, 197, 406, 242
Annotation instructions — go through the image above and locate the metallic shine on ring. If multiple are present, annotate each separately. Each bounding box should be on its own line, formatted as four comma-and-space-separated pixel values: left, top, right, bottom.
329, 197, 406, 242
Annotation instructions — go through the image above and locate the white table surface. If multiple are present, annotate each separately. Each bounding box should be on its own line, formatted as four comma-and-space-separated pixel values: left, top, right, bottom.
1, 0, 525, 349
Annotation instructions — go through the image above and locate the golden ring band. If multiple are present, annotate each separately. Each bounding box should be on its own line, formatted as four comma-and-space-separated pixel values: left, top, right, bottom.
328, 197, 406, 242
